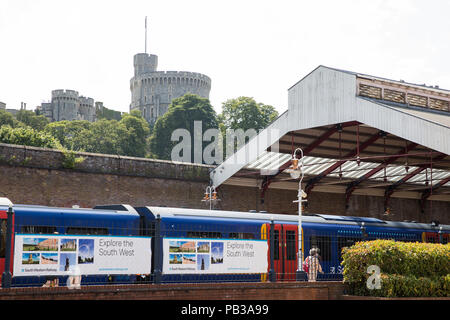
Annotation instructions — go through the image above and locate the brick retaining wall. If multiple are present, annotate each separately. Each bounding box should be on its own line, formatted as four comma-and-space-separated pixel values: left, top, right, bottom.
0, 143, 448, 223
0, 282, 344, 300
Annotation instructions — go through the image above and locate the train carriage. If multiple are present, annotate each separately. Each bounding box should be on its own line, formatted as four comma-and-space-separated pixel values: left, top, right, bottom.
134, 206, 449, 283
1, 197, 449, 287
0, 199, 142, 287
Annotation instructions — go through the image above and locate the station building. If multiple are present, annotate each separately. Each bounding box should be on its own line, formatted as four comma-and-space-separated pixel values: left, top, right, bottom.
210, 66, 450, 221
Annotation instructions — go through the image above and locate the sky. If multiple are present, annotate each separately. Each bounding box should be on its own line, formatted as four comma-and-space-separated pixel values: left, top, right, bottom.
1, 0, 449, 115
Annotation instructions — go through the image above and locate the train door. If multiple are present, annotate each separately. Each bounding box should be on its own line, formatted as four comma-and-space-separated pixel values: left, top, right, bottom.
0, 210, 11, 278
423, 231, 449, 244
266, 223, 298, 281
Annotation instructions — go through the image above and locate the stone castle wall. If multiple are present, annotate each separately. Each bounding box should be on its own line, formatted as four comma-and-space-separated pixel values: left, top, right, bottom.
39, 89, 97, 122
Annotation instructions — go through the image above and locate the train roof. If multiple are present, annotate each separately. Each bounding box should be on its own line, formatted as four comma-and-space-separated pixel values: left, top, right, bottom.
141, 206, 450, 231
0, 203, 140, 219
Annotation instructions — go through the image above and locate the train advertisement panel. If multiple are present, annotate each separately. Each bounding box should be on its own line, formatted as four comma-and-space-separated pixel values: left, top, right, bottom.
163, 238, 268, 274
13, 234, 152, 276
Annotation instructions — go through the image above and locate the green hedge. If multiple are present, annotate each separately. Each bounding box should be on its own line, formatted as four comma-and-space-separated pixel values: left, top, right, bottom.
0, 125, 58, 149
341, 240, 450, 297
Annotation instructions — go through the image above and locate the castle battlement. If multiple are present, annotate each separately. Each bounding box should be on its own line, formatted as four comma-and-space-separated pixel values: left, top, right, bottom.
79, 96, 95, 107
52, 89, 80, 99
133, 70, 211, 84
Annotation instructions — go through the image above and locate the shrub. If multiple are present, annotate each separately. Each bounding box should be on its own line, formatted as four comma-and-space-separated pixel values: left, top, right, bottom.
60, 149, 85, 169
0, 125, 58, 149
341, 240, 450, 297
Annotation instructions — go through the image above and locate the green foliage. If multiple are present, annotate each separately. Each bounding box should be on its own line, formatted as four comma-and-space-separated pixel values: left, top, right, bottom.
0, 110, 18, 128
375, 274, 450, 298
149, 93, 218, 161
96, 106, 123, 121
119, 112, 151, 157
59, 147, 85, 169
218, 97, 278, 156
1, 95, 279, 161
44, 114, 151, 157
15, 110, 50, 131
44, 120, 92, 151
341, 240, 450, 297
0, 125, 58, 149
219, 96, 278, 132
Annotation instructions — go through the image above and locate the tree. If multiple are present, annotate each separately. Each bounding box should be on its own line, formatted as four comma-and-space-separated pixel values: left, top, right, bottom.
82, 119, 128, 155
44, 115, 150, 157
149, 93, 218, 162
44, 120, 92, 151
15, 110, 50, 131
218, 97, 279, 157
219, 97, 278, 132
0, 110, 17, 128
0, 125, 58, 149
118, 112, 151, 157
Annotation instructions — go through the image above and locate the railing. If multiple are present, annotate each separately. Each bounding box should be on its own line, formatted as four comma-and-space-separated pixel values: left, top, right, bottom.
1, 216, 438, 289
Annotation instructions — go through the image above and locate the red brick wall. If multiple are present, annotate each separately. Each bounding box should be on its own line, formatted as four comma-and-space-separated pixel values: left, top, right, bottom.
0, 282, 343, 300
0, 143, 448, 224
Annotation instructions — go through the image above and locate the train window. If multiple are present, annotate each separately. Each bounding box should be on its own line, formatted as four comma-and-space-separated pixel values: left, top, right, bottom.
21, 226, 57, 234
337, 237, 360, 261
0, 220, 6, 258
273, 230, 280, 260
285, 230, 296, 261
66, 227, 109, 235
229, 232, 255, 240
140, 219, 155, 237
309, 236, 331, 262
186, 231, 222, 239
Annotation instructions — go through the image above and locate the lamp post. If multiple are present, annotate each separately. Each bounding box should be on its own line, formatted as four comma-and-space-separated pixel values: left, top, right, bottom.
290, 148, 307, 281
202, 186, 219, 210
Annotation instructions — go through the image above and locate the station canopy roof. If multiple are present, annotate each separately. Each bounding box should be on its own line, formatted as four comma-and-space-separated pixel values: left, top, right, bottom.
210, 66, 450, 210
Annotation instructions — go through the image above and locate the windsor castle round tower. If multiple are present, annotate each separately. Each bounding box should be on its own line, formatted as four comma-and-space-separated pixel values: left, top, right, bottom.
130, 52, 211, 124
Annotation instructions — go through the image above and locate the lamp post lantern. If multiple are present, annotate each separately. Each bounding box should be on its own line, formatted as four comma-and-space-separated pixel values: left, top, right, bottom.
202, 186, 219, 210
290, 148, 307, 281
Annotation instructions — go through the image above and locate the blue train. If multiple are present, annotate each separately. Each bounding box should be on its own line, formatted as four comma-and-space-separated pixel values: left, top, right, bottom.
1, 197, 449, 286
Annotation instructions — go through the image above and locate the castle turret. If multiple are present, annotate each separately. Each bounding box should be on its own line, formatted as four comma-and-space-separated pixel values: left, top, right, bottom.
130, 52, 211, 124
134, 53, 158, 77
38, 89, 97, 122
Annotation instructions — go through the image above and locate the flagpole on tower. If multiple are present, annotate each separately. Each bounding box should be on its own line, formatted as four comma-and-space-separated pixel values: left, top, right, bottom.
145, 16, 147, 54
